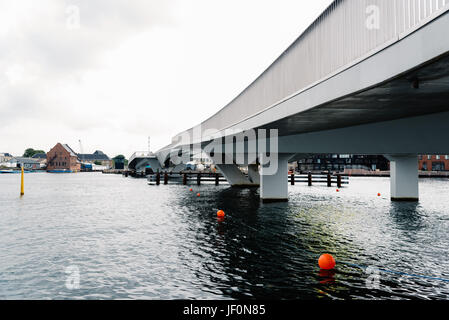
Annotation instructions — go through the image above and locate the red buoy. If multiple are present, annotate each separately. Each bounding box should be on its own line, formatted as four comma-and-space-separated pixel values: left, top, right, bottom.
197, 193, 201, 197
318, 254, 336, 270
217, 210, 225, 218
189, 188, 193, 192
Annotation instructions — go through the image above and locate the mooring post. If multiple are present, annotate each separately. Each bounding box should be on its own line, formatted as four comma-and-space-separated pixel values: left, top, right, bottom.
20, 166, 24, 196
337, 174, 342, 189
164, 172, 168, 185
197, 173, 201, 186
156, 171, 160, 185
308, 172, 312, 186
327, 172, 332, 187
290, 172, 295, 185
183, 173, 187, 185
215, 173, 219, 186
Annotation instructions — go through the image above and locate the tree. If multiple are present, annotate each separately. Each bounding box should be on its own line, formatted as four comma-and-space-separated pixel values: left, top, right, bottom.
23, 148, 45, 158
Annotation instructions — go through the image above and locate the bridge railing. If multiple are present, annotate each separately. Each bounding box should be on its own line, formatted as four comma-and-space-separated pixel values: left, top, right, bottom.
172, 0, 449, 145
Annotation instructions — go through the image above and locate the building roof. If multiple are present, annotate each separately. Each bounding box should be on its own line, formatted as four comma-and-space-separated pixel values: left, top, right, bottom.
0, 153, 12, 157
77, 150, 110, 161
32, 153, 47, 159
62, 144, 78, 157
10, 157, 40, 164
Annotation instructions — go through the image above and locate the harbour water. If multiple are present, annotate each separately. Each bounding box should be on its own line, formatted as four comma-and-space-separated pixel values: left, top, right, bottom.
1, 172, 449, 300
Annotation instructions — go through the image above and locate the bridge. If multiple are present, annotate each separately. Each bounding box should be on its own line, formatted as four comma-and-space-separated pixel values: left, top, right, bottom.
128, 152, 162, 174
156, 0, 449, 202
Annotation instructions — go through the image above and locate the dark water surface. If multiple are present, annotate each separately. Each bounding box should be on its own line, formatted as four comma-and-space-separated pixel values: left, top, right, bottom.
1, 172, 449, 299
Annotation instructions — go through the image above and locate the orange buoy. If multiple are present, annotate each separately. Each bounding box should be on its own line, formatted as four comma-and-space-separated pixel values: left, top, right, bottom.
377, 193, 381, 197
318, 254, 336, 270
197, 193, 201, 197
217, 210, 225, 217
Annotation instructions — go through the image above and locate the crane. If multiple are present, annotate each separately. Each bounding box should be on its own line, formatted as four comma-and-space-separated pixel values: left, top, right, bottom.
78, 139, 84, 161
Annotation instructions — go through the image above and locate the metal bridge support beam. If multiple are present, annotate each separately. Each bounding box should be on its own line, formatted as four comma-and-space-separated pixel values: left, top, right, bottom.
260, 154, 293, 203
386, 155, 419, 201
215, 164, 258, 187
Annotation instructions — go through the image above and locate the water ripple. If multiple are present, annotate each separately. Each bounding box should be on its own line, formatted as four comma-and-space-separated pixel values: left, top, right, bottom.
0, 174, 448, 299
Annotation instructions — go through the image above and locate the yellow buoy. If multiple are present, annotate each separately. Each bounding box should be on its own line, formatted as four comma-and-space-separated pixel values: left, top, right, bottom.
20, 166, 24, 196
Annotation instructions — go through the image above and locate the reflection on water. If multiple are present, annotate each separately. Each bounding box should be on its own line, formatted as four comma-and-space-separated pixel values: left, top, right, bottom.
0, 173, 448, 299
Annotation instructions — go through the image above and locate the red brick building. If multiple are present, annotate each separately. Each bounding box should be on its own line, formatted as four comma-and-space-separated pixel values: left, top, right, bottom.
46, 143, 81, 172
419, 155, 449, 171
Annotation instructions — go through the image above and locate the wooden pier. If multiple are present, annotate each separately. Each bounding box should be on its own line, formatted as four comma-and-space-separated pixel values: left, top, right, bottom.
102, 168, 349, 188
146, 171, 349, 188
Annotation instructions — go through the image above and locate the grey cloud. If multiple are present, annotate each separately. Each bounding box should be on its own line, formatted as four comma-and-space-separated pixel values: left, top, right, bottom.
1, 0, 176, 76
0, 0, 177, 127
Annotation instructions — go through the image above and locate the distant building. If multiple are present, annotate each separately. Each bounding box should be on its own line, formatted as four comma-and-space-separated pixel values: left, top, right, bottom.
32, 153, 47, 168
0, 153, 13, 163
297, 154, 389, 172
77, 150, 112, 168
113, 158, 125, 170
419, 155, 449, 171
47, 143, 81, 172
8, 157, 41, 170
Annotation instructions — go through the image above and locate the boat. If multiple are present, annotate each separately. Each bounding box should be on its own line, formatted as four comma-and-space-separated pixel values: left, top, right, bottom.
0, 170, 20, 174
0, 170, 36, 174
47, 169, 73, 173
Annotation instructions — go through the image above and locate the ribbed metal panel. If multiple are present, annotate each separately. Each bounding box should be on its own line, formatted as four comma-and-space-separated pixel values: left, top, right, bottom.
177, 0, 449, 142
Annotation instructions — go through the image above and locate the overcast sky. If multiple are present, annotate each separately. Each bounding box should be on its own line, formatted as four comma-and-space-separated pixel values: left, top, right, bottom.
1, 0, 333, 158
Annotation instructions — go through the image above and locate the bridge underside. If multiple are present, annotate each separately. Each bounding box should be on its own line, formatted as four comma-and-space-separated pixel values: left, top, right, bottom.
157, 11, 449, 203
205, 49, 449, 202
261, 52, 449, 138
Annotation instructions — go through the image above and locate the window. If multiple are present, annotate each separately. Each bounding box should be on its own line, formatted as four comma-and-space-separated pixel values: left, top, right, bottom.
436, 155, 440, 160
427, 155, 432, 160
446, 155, 449, 160
432, 162, 445, 171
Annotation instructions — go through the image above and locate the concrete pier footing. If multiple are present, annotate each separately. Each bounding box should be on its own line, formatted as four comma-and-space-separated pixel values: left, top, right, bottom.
215, 164, 258, 187
247, 164, 260, 185
386, 154, 419, 201
260, 154, 294, 203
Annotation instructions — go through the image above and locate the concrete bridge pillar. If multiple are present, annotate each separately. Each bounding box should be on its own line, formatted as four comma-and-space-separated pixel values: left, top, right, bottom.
386, 155, 419, 201
247, 164, 260, 185
260, 153, 294, 203
215, 164, 258, 187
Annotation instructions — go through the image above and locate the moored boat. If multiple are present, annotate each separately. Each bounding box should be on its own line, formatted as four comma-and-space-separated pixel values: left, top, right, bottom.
0, 170, 36, 174
47, 169, 74, 173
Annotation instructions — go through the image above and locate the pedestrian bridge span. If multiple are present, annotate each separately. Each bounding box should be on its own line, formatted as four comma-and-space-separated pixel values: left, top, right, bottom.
157, 0, 449, 202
